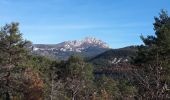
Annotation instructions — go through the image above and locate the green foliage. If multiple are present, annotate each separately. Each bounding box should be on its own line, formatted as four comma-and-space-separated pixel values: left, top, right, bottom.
118, 80, 137, 98
0, 22, 31, 99
0, 22, 30, 67
49, 55, 94, 100
133, 10, 170, 99
95, 76, 120, 97
90, 46, 137, 68
67, 55, 94, 81
0, 23, 47, 100
135, 10, 170, 64
95, 76, 137, 99
24, 55, 56, 99
25, 55, 53, 77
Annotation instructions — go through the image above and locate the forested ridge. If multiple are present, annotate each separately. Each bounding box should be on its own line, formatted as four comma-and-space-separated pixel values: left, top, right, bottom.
0, 10, 170, 100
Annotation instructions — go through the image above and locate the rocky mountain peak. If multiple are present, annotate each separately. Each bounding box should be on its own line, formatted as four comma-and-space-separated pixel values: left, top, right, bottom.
62, 37, 110, 48
83, 37, 109, 48
32, 37, 110, 60
83, 37, 99, 43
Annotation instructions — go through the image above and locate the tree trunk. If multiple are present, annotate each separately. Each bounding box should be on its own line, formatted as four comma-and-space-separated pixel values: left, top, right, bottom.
72, 96, 75, 100
5, 72, 10, 100
5, 92, 10, 100
51, 75, 54, 100
72, 93, 75, 100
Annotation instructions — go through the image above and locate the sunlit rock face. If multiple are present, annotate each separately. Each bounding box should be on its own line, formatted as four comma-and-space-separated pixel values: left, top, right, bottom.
31, 37, 110, 60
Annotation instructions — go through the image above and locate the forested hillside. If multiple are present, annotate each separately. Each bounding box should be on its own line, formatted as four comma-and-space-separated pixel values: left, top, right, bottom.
89, 46, 137, 68
0, 10, 170, 100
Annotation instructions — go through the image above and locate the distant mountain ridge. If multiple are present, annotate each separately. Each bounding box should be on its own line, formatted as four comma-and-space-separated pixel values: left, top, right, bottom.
31, 37, 110, 60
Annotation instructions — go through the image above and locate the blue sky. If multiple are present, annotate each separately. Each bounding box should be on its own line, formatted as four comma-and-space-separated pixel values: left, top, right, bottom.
0, 0, 170, 48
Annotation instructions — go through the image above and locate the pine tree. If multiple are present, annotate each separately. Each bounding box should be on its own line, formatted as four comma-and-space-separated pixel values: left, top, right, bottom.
0, 22, 30, 100
135, 10, 170, 63
133, 10, 170, 99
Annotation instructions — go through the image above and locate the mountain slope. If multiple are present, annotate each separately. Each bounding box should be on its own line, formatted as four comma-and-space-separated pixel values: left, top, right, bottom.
89, 46, 137, 68
31, 37, 110, 60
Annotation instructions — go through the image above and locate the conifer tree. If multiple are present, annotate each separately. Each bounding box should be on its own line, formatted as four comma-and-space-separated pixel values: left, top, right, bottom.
0, 22, 30, 100
135, 10, 170, 63
133, 10, 170, 99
